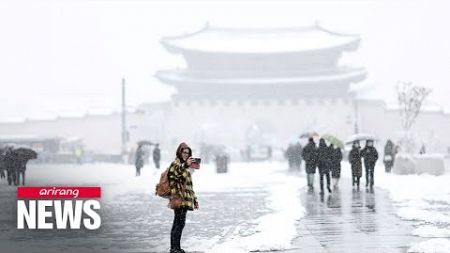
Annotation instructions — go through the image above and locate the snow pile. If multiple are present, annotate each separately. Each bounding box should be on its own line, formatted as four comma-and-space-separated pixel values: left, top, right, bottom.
375, 165, 450, 253
393, 154, 446, 176
412, 226, 450, 238
208, 181, 305, 253
407, 239, 450, 253
192, 162, 306, 253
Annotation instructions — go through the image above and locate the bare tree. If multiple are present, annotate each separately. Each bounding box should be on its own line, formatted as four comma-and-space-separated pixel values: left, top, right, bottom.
396, 82, 431, 154
397, 82, 431, 131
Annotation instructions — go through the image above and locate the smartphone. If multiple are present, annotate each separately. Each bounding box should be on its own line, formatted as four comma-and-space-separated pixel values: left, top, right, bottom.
191, 158, 201, 169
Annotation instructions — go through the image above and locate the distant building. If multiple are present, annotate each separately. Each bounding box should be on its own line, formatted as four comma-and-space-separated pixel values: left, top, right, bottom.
1, 24, 449, 158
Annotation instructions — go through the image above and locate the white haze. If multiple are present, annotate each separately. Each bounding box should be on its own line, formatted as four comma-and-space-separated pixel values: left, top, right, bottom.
0, 0, 450, 121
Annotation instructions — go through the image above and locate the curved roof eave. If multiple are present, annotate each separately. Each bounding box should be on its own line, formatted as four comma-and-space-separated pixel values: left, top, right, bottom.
161, 38, 361, 55
160, 24, 361, 55
155, 69, 367, 86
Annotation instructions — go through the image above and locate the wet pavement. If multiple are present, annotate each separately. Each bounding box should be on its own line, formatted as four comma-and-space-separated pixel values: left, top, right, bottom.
0, 163, 270, 253
0, 163, 424, 253
290, 176, 420, 253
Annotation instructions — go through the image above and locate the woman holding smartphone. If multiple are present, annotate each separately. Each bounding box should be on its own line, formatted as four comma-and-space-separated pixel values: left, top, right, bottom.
168, 142, 199, 253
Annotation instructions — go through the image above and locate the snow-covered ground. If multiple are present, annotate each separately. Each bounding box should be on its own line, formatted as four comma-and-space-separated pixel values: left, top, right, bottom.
374, 162, 450, 253
187, 162, 306, 253
196, 163, 306, 253
5, 158, 449, 253
8, 160, 306, 252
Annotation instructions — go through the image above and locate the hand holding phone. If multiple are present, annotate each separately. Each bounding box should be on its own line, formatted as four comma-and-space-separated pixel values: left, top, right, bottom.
190, 158, 201, 169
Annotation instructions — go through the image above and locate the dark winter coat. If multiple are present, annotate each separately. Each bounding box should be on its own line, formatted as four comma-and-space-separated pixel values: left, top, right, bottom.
383, 141, 396, 166
293, 144, 303, 164
135, 147, 144, 169
331, 147, 343, 178
286, 145, 296, 161
349, 147, 362, 177
317, 141, 331, 174
153, 147, 161, 162
301, 141, 317, 174
361, 146, 378, 169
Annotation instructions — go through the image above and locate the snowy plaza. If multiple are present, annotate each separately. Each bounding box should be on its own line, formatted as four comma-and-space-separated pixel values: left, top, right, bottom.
1, 161, 449, 253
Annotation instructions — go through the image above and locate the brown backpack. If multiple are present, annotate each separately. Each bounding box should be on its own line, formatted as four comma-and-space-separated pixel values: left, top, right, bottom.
155, 168, 171, 198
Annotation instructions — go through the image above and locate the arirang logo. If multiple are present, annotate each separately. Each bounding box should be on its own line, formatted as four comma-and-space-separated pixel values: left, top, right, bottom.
17, 186, 101, 230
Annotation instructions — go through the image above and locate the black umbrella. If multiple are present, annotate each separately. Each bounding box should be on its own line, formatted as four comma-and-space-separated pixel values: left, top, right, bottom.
13, 148, 38, 160
137, 140, 154, 146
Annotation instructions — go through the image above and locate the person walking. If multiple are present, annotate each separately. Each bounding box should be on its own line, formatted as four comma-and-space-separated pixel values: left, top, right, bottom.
168, 142, 199, 253
349, 141, 362, 189
361, 140, 379, 188
285, 143, 295, 171
317, 138, 332, 194
301, 138, 317, 192
153, 143, 161, 169
135, 144, 144, 176
0, 148, 6, 179
294, 143, 303, 171
383, 139, 395, 173
330, 144, 343, 189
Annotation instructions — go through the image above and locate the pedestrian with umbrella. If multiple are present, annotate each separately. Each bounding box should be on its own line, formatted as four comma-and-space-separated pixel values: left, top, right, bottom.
13, 147, 37, 185
317, 138, 332, 194
301, 137, 317, 191
3, 146, 38, 186
361, 140, 379, 188
349, 141, 362, 189
330, 144, 343, 189
322, 134, 344, 189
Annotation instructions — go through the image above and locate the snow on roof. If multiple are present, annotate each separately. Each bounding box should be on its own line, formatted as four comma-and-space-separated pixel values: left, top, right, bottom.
157, 68, 367, 85
161, 23, 361, 54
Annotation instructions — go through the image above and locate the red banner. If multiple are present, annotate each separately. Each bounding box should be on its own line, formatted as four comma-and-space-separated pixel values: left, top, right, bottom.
17, 187, 101, 199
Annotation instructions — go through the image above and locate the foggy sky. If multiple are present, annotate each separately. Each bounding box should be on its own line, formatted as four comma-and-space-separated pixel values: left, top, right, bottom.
1, 0, 449, 121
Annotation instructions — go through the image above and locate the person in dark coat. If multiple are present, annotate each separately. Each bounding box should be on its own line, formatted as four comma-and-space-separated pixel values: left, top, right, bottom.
330, 144, 343, 189
349, 141, 362, 188
317, 138, 332, 194
153, 144, 161, 169
285, 143, 296, 171
293, 143, 303, 171
3, 147, 17, 185
135, 144, 144, 176
361, 140, 378, 188
2, 146, 35, 186
301, 138, 317, 191
0, 148, 6, 179
419, 144, 426, 155
383, 139, 396, 173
